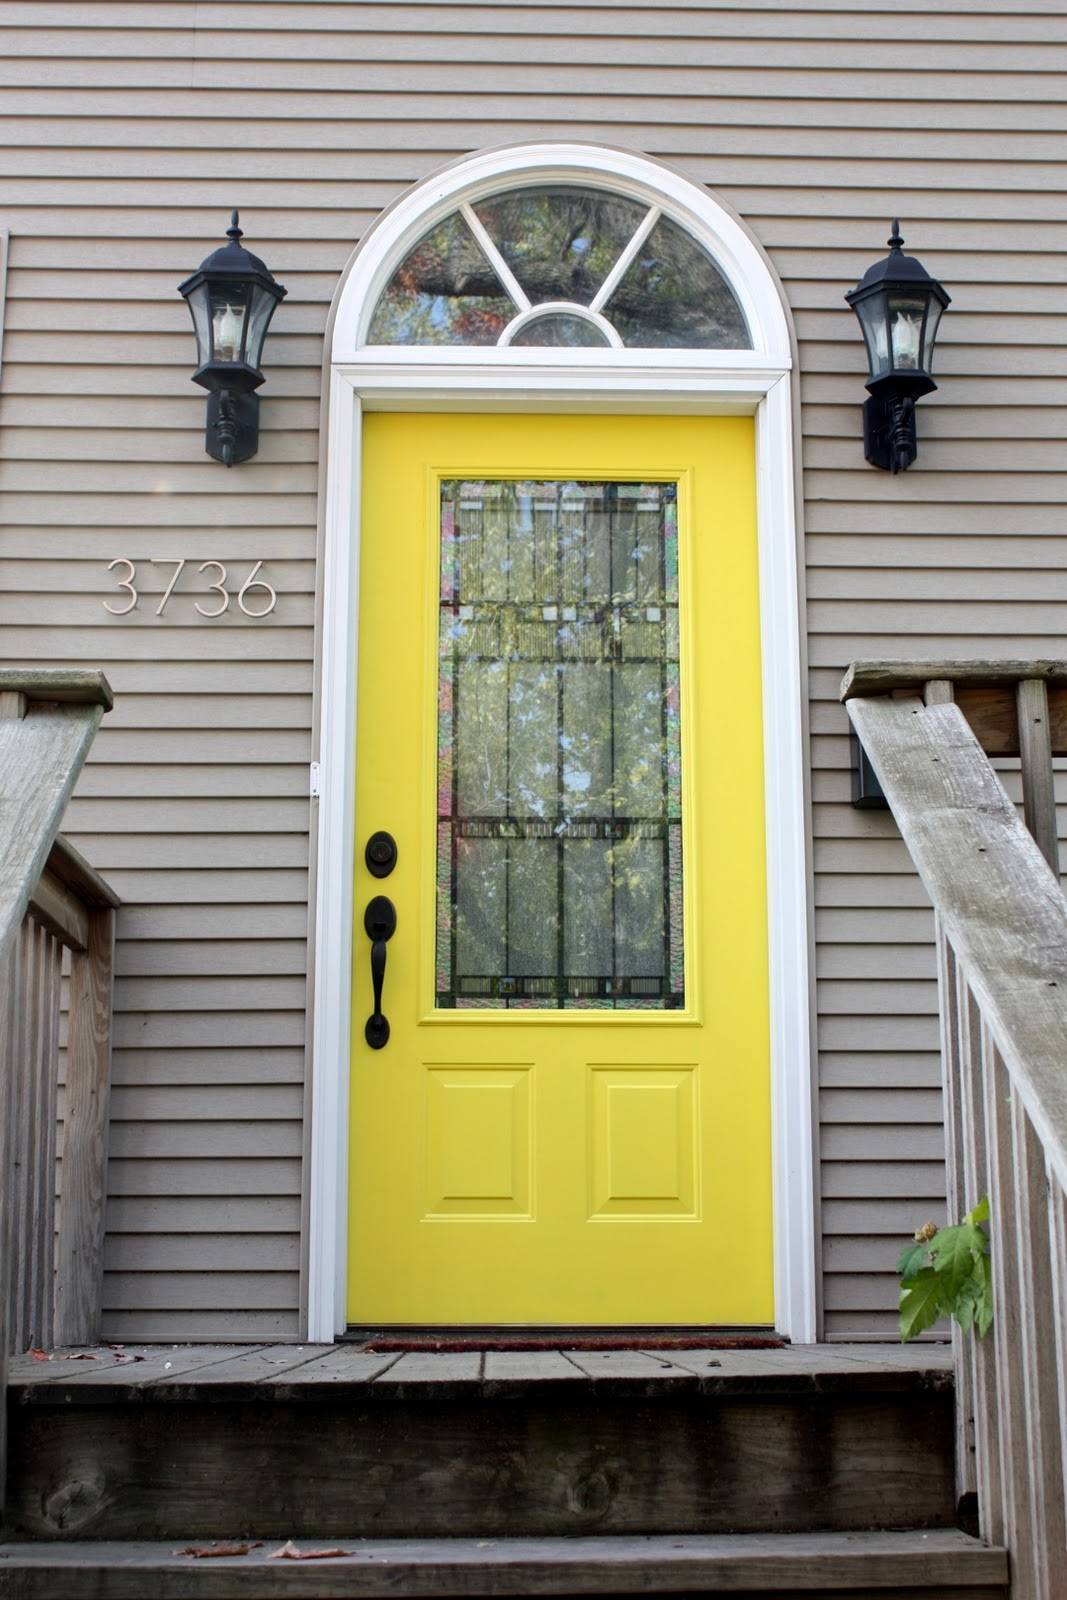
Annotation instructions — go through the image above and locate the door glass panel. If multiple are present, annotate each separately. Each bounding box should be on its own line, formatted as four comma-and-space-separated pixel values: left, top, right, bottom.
436, 480, 684, 1010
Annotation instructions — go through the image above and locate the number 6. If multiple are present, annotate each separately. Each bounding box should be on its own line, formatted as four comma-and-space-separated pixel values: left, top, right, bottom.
238, 561, 277, 618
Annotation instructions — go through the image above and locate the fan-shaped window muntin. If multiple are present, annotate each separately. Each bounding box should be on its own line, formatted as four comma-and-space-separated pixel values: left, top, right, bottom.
366, 185, 752, 352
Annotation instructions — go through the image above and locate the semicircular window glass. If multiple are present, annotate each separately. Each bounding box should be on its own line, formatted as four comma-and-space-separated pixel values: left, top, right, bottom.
510, 313, 611, 348
366, 184, 752, 350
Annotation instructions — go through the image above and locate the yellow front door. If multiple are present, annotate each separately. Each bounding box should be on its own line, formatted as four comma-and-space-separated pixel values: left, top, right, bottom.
348, 413, 771, 1326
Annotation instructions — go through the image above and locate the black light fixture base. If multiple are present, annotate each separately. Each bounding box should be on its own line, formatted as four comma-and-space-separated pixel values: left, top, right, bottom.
205, 388, 260, 467
862, 393, 918, 474
849, 728, 889, 810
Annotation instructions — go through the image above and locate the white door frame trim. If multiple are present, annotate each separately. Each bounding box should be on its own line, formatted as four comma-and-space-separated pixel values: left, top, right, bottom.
308, 142, 816, 1343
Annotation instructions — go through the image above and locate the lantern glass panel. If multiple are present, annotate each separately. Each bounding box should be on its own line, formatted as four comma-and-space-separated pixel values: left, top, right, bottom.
184, 281, 212, 368
887, 291, 927, 372
245, 283, 280, 372
209, 282, 251, 365
920, 296, 944, 375
854, 294, 891, 382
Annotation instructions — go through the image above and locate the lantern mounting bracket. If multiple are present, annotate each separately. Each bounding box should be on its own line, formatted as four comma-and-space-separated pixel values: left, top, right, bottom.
207, 388, 260, 468
863, 391, 917, 475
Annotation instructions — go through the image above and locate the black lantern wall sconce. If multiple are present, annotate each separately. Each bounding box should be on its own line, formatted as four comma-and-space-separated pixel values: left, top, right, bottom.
178, 212, 287, 467
846, 223, 950, 474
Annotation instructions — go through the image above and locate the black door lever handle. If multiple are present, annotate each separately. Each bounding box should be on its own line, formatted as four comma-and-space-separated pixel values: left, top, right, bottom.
364, 895, 397, 1049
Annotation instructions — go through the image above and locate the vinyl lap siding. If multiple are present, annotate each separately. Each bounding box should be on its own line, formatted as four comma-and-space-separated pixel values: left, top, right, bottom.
0, 0, 1063, 1340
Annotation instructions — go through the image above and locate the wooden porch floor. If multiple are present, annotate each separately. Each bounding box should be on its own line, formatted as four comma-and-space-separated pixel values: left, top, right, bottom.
8, 1340, 951, 1397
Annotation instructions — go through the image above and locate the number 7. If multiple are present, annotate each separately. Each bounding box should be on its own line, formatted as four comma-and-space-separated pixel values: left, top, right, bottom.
150, 558, 186, 616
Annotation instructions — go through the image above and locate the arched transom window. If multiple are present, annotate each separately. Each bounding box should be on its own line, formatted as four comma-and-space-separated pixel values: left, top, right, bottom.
366, 185, 752, 350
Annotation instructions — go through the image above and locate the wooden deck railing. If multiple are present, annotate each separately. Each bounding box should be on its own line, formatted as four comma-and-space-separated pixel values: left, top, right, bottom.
0, 669, 116, 1523
844, 661, 1067, 1597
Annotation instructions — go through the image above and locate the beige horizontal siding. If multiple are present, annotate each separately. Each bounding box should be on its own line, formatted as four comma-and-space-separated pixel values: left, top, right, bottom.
1, 0, 1062, 1341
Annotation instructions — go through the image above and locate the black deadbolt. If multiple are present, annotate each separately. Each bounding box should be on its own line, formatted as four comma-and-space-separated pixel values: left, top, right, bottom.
365, 830, 398, 878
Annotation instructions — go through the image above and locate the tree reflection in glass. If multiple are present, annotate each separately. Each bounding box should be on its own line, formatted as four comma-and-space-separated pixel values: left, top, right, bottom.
606, 215, 750, 348
473, 186, 647, 305
366, 184, 751, 351
367, 212, 514, 344
436, 480, 685, 1010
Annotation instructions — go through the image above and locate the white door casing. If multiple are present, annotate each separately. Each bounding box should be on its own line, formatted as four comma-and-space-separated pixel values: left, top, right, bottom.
308, 142, 816, 1342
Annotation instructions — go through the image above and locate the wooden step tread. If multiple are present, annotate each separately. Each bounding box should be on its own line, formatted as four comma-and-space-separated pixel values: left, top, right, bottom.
0, 1530, 1008, 1598
7, 1341, 953, 1405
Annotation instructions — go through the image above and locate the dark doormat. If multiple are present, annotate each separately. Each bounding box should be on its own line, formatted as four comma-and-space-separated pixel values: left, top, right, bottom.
353, 1330, 786, 1353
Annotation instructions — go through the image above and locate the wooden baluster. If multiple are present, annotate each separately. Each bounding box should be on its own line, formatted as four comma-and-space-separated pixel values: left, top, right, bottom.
24, 919, 48, 1350
1049, 1173, 1067, 1555
11, 922, 31, 1355
982, 1022, 1034, 1594
38, 929, 60, 1349
1009, 1089, 1067, 1595
0, 936, 17, 1524
936, 928, 977, 1506
55, 906, 115, 1347
1016, 677, 1059, 875
959, 979, 1001, 1543
924, 679, 955, 709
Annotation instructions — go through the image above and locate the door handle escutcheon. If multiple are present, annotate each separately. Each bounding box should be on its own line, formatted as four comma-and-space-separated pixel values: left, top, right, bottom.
364, 895, 396, 1049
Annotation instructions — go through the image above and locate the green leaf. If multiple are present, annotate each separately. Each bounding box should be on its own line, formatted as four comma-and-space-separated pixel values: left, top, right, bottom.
966, 1195, 990, 1227
954, 1285, 976, 1335
896, 1243, 930, 1280
899, 1267, 946, 1343
973, 1252, 994, 1338
929, 1223, 987, 1302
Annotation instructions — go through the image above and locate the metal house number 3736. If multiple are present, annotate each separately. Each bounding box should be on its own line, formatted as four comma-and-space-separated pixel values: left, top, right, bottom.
104, 558, 277, 618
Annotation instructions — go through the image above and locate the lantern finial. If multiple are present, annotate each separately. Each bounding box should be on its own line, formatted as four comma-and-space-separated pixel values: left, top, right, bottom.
888, 220, 904, 252
227, 209, 243, 244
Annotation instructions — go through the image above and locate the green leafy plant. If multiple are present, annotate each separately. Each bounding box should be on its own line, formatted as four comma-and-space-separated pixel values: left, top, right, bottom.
897, 1196, 993, 1343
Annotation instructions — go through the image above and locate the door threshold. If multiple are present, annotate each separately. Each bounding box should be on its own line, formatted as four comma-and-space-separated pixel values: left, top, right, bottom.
343, 1325, 784, 1352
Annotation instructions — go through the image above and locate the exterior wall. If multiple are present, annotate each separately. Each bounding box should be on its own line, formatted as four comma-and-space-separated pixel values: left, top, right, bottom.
0, 0, 1062, 1340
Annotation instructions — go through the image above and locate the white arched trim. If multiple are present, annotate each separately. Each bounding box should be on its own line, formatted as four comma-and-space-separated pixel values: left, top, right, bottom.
308, 143, 816, 1344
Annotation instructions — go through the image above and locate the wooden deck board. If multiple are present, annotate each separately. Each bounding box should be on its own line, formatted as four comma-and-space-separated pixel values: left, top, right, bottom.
8, 1345, 264, 1389
0, 1530, 1008, 1597
8, 1341, 953, 1397
153, 1346, 335, 1387
483, 1351, 585, 1383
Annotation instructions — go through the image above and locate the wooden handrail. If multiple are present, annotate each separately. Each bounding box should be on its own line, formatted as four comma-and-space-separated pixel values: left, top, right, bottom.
843, 663, 1067, 1595
0, 671, 116, 1529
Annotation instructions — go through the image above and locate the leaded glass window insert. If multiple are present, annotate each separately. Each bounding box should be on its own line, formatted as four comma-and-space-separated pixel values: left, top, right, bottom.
365, 185, 751, 350
436, 480, 685, 1010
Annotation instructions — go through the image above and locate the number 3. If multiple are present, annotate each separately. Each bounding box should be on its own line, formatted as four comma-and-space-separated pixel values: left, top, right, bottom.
104, 557, 137, 615
195, 561, 230, 618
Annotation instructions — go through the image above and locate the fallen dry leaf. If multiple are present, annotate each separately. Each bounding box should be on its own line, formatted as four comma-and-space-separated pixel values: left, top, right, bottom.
175, 1543, 260, 1559
268, 1541, 350, 1561
28, 1350, 50, 1363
